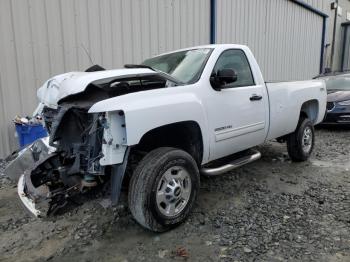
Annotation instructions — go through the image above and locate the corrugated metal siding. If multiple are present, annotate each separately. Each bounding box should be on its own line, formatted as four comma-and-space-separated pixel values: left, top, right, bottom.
331, 0, 350, 71
304, 0, 331, 13
0, 0, 210, 158
300, 0, 350, 72
216, 0, 324, 81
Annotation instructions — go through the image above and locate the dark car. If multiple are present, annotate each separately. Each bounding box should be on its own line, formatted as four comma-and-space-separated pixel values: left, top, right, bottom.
316, 73, 350, 124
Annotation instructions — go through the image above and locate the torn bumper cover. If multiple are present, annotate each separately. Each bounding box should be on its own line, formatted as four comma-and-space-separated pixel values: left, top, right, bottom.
16, 152, 87, 217
3, 137, 54, 182
3, 138, 54, 217
18, 174, 43, 217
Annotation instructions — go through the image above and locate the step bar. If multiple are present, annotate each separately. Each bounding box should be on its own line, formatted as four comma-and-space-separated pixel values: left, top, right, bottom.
201, 150, 261, 176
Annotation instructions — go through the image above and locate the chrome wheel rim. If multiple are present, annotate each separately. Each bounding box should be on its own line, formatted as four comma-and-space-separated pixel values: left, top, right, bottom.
302, 126, 313, 153
156, 166, 192, 217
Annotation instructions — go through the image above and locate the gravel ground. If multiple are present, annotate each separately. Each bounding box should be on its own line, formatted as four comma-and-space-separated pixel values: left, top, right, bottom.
0, 128, 349, 262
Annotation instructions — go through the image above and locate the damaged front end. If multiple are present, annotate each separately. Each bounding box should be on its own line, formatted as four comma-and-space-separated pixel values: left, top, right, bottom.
13, 67, 176, 217
18, 106, 109, 216
18, 104, 131, 217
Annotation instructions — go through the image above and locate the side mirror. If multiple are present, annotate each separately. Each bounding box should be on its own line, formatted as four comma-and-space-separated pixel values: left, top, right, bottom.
210, 69, 238, 90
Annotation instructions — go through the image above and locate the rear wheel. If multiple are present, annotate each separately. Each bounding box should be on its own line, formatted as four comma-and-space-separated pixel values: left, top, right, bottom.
128, 147, 200, 232
287, 117, 315, 162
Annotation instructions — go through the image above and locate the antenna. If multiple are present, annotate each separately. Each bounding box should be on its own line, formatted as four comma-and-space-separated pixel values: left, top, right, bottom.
81, 44, 94, 65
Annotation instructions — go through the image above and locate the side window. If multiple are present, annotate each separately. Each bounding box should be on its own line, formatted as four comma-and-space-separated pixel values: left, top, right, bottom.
213, 49, 255, 88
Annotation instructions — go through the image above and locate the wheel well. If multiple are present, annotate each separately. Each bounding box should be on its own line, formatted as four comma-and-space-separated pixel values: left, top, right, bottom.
133, 121, 203, 165
300, 100, 319, 123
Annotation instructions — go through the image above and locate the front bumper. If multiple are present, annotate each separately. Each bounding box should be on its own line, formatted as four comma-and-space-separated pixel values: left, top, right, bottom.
17, 174, 42, 217
323, 113, 350, 124
3, 137, 54, 182
17, 165, 52, 217
323, 103, 350, 124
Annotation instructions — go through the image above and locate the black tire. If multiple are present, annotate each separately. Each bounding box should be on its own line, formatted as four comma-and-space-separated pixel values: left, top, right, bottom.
128, 147, 200, 232
287, 117, 315, 162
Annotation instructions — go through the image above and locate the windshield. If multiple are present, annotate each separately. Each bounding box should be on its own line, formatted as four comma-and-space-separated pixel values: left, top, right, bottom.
322, 75, 350, 91
142, 48, 212, 84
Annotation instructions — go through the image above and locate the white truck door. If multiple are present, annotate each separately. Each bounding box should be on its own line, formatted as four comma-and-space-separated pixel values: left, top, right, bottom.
205, 49, 268, 161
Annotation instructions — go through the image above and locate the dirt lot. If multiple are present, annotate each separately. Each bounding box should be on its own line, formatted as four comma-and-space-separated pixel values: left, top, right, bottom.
0, 127, 349, 262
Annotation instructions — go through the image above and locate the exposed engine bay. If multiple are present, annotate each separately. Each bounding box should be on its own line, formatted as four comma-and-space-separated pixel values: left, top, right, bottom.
16, 66, 178, 216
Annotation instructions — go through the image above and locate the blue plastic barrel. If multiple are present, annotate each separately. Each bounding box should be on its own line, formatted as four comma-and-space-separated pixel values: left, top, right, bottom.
15, 123, 48, 148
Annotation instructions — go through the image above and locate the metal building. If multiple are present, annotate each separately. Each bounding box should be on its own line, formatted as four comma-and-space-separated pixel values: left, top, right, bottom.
216, 0, 325, 81
0, 0, 349, 158
0, 0, 210, 158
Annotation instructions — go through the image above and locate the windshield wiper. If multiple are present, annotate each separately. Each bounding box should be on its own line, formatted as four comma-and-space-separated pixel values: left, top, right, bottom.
124, 64, 184, 85
124, 64, 156, 71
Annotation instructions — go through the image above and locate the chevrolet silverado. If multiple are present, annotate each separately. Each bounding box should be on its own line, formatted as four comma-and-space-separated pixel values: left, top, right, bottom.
9, 44, 327, 232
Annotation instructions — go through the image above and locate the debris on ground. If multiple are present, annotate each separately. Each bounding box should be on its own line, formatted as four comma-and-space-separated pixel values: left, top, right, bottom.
173, 247, 190, 259
0, 128, 349, 261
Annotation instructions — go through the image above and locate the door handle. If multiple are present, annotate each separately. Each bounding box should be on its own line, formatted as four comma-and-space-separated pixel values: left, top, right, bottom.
250, 94, 262, 101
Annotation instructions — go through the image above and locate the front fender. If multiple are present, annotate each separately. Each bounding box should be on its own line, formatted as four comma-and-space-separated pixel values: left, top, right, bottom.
89, 89, 209, 164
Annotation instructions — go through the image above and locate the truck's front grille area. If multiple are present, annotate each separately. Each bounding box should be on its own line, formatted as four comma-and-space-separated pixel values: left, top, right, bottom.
327, 102, 335, 111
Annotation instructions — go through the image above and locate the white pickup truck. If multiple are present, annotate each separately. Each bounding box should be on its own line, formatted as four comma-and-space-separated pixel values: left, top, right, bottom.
12, 44, 326, 232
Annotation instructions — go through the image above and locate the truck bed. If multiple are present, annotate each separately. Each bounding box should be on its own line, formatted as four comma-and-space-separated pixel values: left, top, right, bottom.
265, 80, 327, 140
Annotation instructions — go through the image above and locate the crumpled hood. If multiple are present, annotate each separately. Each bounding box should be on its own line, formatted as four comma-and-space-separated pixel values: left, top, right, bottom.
327, 91, 350, 102
37, 68, 154, 108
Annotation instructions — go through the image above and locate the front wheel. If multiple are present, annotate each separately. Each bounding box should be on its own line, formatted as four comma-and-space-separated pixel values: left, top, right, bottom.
128, 147, 200, 232
287, 118, 315, 162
